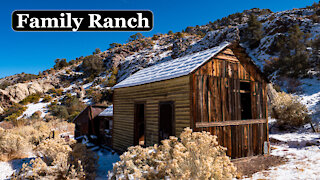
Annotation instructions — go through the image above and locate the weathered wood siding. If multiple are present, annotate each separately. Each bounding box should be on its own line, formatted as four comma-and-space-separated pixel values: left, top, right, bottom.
191, 47, 268, 158
113, 76, 190, 152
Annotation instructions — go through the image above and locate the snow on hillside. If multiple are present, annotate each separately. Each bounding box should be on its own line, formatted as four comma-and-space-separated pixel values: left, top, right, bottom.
18, 99, 50, 119
299, 78, 320, 123
116, 35, 200, 82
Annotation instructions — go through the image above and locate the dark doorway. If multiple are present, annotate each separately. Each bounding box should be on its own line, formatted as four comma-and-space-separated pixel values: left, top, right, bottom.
240, 82, 252, 120
159, 101, 175, 142
134, 103, 145, 146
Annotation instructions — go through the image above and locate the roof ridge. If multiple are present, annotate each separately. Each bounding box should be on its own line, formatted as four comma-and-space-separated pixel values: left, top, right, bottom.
113, 41, 230, 89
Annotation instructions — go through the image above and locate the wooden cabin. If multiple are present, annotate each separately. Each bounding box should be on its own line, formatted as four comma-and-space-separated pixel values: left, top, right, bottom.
112, 42, 269, 158
73, 104, 113, 147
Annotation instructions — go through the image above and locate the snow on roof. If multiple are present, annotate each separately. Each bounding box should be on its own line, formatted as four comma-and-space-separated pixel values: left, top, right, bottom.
98, 105, 113, 117
114, 42, 230, 89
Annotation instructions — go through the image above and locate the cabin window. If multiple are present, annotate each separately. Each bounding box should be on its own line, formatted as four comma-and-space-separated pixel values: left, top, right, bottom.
159, 101, 175, 142
134, 103, 145, 146
240, 82, 252, 120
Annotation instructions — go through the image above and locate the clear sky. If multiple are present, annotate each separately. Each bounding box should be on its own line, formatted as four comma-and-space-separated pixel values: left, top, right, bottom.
0, 0, 316, 78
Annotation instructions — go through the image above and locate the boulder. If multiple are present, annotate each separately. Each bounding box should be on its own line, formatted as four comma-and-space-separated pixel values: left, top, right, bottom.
0, 79, 55, 104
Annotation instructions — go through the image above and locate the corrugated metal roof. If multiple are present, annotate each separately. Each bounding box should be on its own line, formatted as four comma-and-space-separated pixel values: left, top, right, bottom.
98, 105, 113, 117
113, 42, 230, 89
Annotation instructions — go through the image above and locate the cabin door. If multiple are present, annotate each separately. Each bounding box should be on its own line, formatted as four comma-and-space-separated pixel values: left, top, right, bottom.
159, 101, 175, 142
134, 103, 145, 146
240, 82, 252, 120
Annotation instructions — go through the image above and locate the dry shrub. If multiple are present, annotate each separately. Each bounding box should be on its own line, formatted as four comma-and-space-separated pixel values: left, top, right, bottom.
13, 138, 98, 180
35, 137, 74, 164
0, 121, 51, 161
110, 128, 236, 180
271, 92, 310, 129
10, 121, 51, 147
69, 143, 99, 177
0, 120, 74, 161
0, 130, 31, 161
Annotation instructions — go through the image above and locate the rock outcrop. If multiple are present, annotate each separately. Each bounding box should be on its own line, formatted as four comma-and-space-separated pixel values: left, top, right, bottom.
0, 78, 57, 104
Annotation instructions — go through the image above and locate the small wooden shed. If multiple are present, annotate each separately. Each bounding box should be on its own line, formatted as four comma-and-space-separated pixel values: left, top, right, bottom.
73, 104, 113, 146
112, 42, 269, 158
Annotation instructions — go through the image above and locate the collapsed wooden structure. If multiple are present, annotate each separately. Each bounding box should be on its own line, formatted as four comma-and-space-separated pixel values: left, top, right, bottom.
112, 42, 269, 158
73, 104, 113, 147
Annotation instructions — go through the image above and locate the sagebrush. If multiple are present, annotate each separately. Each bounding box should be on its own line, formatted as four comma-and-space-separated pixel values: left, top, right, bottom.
109, 128, 236, 180
0, 120, 74, 161
13, 138, 98, 180
271, 91, 310, 129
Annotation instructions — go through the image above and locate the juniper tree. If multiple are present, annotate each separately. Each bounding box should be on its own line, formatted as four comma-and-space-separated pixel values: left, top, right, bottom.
128, 33, 144, 42
82, 55, 105, 77
266, 25, 310, 78
93, 48, 101, 54
54, 59, 68, 70
109, 43, 122, 49
311, 36, 320, 71
280, 25, 309, 78
246, 14, 263, 48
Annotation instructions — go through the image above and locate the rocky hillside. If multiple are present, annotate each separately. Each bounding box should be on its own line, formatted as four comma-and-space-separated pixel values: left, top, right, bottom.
1, 3, 320, 122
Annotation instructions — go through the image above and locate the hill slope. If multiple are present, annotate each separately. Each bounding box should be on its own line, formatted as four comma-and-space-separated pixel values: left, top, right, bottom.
0, 3, 320, 123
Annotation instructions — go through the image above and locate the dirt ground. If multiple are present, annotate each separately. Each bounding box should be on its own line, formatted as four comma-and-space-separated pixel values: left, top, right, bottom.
232, 155, 287, 178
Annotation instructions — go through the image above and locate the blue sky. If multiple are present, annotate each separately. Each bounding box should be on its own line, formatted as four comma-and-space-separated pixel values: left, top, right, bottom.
0, 0, 316, 78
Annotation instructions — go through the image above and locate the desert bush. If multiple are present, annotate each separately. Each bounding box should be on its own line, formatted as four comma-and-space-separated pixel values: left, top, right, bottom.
93, 48, 101, 55
49, 95, 85, 121
271, 92, 310, 129
54, 58, 68, 70
49, 105, 69, 119
0, 119, 74, 162
36, 137, 74, 164
91, 90, 103, 104
0, 130, 31, 161
110, 128, 236, 180
13, 138, 97, 180
30, 111, 42, 120
2, 103, 27, 121
42, 95, 53, 102
128, 33, 144, 42
48, 88, 64, 97
0, 80, 11, 90
175, 32, 184, 38
69, 143, 98, 177
16, 73, 39, 83
82, 55, 105, 77
152, 34, 159, 40
106, 67, 118, 87
9, 121, 51, 147
20, 93, 41, 105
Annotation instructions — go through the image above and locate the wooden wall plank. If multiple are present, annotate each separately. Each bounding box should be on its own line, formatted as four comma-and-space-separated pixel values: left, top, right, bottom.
113, 75, 191, 152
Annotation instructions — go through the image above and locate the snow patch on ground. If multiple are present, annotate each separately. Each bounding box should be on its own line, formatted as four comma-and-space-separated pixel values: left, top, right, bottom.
82, 82, 93, 89
247, 132, 320, 179
18, 99, 50, 119
0, 157, 35, 180
0, 161, 14, 180
95, 148, 120, 180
